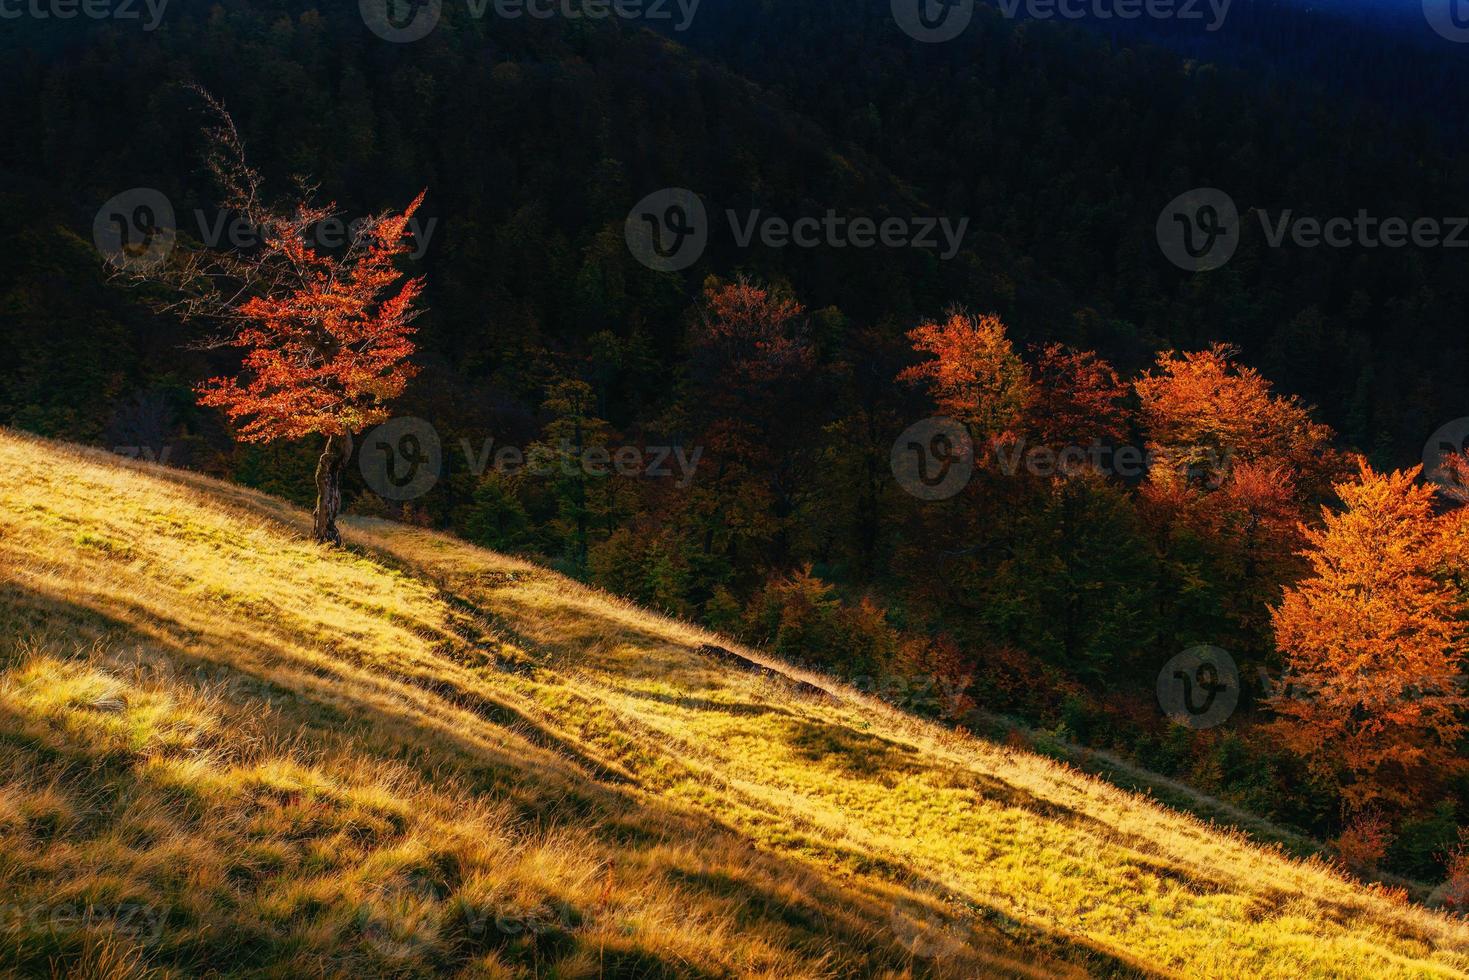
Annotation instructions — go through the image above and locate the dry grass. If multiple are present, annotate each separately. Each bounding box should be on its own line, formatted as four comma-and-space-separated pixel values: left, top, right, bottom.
1, 427, 1466, 978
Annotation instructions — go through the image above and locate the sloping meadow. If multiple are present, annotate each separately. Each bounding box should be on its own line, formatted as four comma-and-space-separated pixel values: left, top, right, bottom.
0, 429, 1465, 978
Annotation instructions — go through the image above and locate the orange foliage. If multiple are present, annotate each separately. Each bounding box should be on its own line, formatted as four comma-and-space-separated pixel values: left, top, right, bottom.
689, 277, 812, 388
968, 644, 1085, 721
1439, 830, 1469, 911
1268, 462, 1468, 810
688, 277, 813, 461
196, 192, 427, 442
1206, 461, 1311, 632
898, 311, 1030, 441
1437, 449, 1469, 504
891, 634, 976, 722
1437, 503, 1469, 582
1135, 344, 1337, 492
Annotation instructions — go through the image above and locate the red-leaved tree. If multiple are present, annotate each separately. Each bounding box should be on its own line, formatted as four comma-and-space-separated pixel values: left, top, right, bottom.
126, 90, 427, 544
192, 193, 426, 545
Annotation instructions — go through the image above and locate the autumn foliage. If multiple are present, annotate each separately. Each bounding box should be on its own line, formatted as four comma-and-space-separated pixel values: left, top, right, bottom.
689, 277, 812, 388
1333, 810, 1394, 874
1268, 462, 1468, 810
131, 91, 430, 545
196, 192, 426, 442
898, 311, 1030, 442
895, 315, 1469, 858
898, 311, 1133, 481
687, 277, 814, 480
1136, 344, 1338, 492
1026, 342, 1129, 450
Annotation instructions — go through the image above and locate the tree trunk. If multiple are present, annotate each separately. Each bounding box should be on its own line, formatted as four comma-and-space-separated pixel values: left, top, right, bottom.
313, 431, 353, 546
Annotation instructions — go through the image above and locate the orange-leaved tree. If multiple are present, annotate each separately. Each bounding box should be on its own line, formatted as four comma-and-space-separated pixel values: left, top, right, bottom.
1268, 461, 1468, 810
898, 310, 1030, 449
128, 90, 426, 545
1135, 343, 1339, 494
1135, 344, 1339, 651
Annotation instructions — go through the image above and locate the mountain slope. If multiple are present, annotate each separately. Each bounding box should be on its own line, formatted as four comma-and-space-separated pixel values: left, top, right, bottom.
1, 429, 1467, 978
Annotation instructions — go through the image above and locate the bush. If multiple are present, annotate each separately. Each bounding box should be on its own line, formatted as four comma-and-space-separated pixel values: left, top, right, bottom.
588, 528, 693, 618
742, 567, 897, 676
1333, 811, 1392, 876
967, 644, 1084, 724
889, 634, 976, 722
1060, 695, 1108, 746
1135, 725, 1196, 778
1438, 829, 1469, 910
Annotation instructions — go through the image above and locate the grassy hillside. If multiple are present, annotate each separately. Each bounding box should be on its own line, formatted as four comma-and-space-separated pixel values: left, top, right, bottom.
1, 429, 1467, 978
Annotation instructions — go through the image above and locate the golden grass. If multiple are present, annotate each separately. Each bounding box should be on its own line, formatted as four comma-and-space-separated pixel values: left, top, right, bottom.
1, 427, 1466, 978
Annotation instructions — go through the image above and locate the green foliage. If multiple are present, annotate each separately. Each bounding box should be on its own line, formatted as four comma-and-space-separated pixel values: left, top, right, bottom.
460, 473, 533, 554
528, 379, 613, 571
742, 568, 897, 677
701, 586, 744, 636
1060, 695, 1105, 746
588, 528, 693, 618
977, 472, 1155, 681
233, 441, 318, 508
1136, 725, 1198, 779
1388, 802, 1462, 882
0, 225, 139, 442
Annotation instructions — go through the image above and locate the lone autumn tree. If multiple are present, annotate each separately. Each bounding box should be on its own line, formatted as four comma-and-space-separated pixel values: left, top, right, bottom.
124, 90, 426, 544
1268, 462, 1468, 811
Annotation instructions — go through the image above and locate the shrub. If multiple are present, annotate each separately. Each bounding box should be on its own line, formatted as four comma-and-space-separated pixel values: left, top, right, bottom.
1333, 811, 1392, 875
888, 634, 975, 722
1438, 829, 1469, 911
742, 567, 897, 676
1387, 801, 1460, 882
